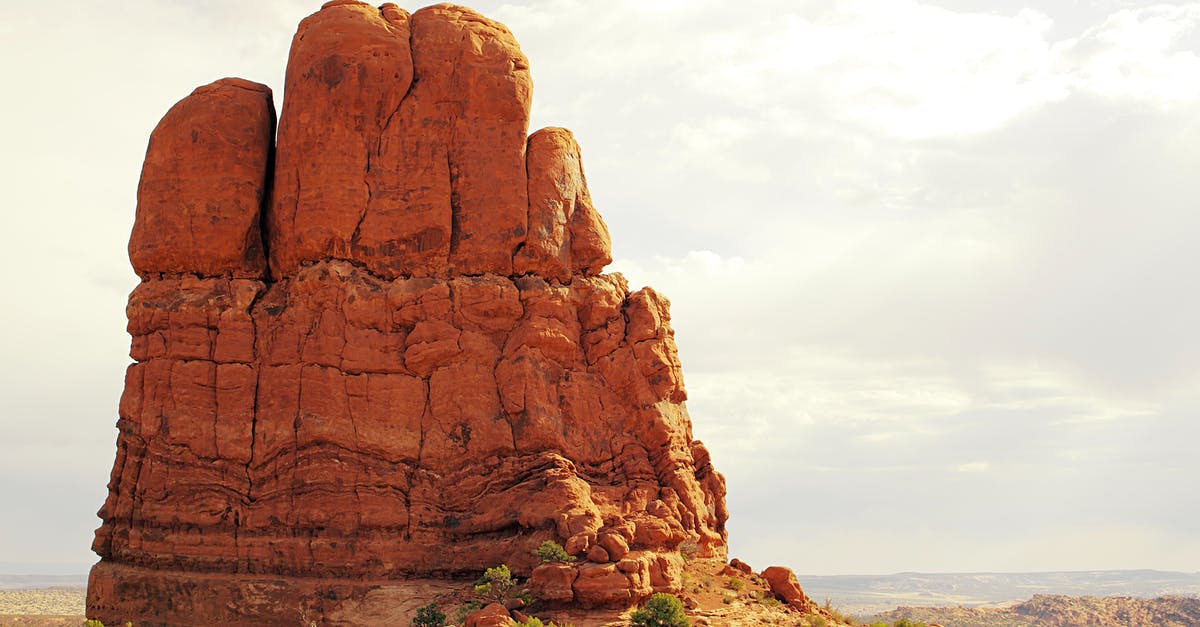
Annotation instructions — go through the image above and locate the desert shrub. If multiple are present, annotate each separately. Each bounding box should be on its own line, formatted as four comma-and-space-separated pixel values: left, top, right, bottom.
514, 619, 576, 627
412, 602, 446, 627
534, 540, 576, 563
727, 577, 744, 591
85, 621, 104, 627
629, 592, 690, 627
474, 564, 515, 602
805, 615, 828, 627
454, 601, 484, 625
822, 598, 856, 624
893, 620, 926, 627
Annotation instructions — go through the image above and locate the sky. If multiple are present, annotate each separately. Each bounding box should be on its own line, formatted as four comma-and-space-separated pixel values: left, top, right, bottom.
1, 0, 1198, 576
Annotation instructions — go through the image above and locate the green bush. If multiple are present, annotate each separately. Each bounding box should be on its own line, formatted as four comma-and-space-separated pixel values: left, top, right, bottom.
513, 618, 577, 627
474, 564, 515, 602
534, 540, 577, 563
454, 601, 484, 625
727, 577, 744, 591
629, 592, 689, 627
412, 602, 446, 627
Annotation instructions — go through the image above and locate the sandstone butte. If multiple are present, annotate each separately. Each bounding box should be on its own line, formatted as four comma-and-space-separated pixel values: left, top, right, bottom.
84, 2, 815, 625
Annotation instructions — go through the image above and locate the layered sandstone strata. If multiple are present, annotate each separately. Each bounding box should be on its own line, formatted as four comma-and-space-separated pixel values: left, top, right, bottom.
90, 1, 726, 623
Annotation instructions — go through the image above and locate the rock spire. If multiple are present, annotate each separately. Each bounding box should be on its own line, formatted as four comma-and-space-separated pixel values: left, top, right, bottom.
89, 2, 727, 623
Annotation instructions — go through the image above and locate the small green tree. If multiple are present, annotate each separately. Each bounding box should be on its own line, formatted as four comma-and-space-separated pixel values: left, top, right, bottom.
534, 540, 577, 563
629, 592, 689, 627
412, 602, 446, 627
474, 564, 515, 602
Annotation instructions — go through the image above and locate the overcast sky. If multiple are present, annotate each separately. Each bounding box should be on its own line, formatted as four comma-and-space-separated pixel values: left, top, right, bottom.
1, 0, 1198, 576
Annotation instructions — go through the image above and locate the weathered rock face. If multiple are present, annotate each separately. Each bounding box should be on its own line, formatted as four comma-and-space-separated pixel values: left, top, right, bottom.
90, 1, 726, 623
128, 78, 275, 279
762, 566, 815, 614
268, 1, 538, 279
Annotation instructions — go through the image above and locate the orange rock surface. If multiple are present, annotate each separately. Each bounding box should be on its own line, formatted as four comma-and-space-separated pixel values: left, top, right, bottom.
268, 1, 534, 279
128, 78, 274, 279
762, 566, 815, 614
89, 1, 726, 623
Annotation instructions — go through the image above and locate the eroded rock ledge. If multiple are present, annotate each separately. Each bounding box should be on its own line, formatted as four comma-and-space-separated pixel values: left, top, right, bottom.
91, 1, 727, 623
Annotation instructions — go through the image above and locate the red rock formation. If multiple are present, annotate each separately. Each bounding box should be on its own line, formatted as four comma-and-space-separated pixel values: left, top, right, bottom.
465, 603, 514, 627
762, 566, 816, 614
268, 1, 534, 279
128, 78, 274, 279
89, 1, 726, 623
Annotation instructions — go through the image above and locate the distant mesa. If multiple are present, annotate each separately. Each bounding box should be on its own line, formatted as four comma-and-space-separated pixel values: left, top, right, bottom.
90, 2, 729, 624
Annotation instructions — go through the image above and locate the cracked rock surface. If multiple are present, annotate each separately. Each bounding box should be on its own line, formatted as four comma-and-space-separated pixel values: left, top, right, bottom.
90, 1, 727, 623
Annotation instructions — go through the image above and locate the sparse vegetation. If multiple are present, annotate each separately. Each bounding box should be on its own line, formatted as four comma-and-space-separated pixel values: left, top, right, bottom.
629, 592, 690, 627
412, 602, 446, 627
453, 600, 484, 625
534, 540, 576, 563
727, 577, 745, 591
512, 618, 578, 627
822, 598, 857, 624
474, 564, 515, 603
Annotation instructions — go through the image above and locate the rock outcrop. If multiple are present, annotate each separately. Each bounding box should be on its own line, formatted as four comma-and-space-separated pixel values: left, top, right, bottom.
89, 1, 726, 624
762, 566, 816, 614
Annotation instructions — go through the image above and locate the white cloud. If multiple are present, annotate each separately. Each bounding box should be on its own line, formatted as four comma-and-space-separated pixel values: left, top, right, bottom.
1064, 5, 1200, 106
2, 0, 1199, 576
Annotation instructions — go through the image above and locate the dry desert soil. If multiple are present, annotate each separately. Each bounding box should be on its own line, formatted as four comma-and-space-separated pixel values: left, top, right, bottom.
0, 586, 84, 626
